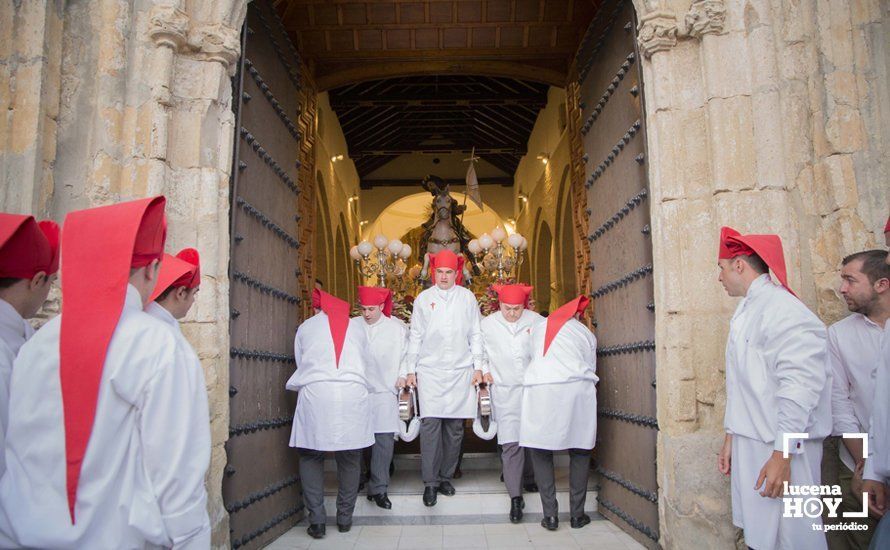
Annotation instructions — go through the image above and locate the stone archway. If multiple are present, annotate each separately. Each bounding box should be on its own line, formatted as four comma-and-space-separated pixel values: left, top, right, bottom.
4, 0, 889, 548
334, 223, 350, 301
533, 214, 554, 314
554, 165, 578, 304
314, 171, 334, 290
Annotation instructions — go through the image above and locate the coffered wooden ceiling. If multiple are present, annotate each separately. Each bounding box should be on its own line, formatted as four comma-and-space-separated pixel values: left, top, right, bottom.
329, 75, 550, 178
272, 0, 599, 90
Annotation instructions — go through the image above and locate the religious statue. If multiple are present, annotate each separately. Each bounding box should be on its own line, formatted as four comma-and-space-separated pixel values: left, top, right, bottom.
417, 175, 478, 284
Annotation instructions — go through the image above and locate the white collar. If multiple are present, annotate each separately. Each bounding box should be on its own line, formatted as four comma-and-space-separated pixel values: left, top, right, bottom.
0, 298, 29, 340
146, 300, 179, 328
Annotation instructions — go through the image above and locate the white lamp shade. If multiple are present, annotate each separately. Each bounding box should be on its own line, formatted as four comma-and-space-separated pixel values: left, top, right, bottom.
373, 234, 389, 249
399, 244, 412, 259
507, 233, 523, 249
387, 239, 404, 255
349, 245, 361, 261
467, 239, 481, 254
357, 240, 373, 256
491, 226, 507, 243
519, 237, 528, 251
478, 233, 494, 250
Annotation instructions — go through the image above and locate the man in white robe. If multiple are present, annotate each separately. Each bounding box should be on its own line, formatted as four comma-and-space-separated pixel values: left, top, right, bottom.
716, 226, 831, 550
0, 214, 59, 476
0, 196, 212, 549
404, 249, 484, 507
826, 249, 888, 547
862, 228, 890, 548
356, 285, 408, 510
287, 288, 374, 538
480, 283, 542, 523
520, 295, 598, 531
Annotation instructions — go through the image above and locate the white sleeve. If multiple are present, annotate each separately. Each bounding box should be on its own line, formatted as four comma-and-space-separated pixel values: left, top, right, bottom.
140, 339, 211, 549
469, 299, 485, 372
828, 328, 860, 436
286, 328, 303, 391
405, 297, 427, 375
770, 314, 828, 454
397, 323, 410, 378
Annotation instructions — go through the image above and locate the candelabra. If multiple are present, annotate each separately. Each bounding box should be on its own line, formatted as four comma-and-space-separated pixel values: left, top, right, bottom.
350, 235, 412, 287
467, 226, 528, 283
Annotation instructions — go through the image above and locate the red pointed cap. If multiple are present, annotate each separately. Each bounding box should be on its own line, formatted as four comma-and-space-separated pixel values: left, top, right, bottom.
357, 286, 393, 317
429, 249, 466, 285
0, 214, 60, 278
492, 284, 533, 306
59, 196, 166, 523
148, 248, 200, 302
543, 295, 590, 356
311, 288, 351, 367
719, 226, 795, 296
884, 215, 889, 233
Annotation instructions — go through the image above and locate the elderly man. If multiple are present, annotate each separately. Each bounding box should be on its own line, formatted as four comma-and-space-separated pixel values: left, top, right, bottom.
287, 289, 373, 539
716, 226, 831, 550
826, 249, 888, 548
0, 197, 211, 548
0, 214, 59, 476
403, 249, 484, 507
356, 286, 408, 510
480, 283, 542, 523
520, 295, 598, 531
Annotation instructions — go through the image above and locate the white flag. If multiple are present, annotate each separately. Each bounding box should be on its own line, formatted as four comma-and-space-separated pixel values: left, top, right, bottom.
465, 155, 483, 211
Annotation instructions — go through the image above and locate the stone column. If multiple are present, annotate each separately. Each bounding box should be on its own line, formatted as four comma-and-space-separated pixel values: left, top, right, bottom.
634, 0, 889, 547
0, 1, 64, 217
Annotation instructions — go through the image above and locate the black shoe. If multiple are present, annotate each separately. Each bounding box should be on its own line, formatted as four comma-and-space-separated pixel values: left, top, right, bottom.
541, 516, 558, 531
453, 467, 463, 479
570, 514, 591, 529
509, 496, 525, 523
523, 483, 539, 493
307, 524, 326, 539
437, 481, 456, 496
337, 522, 351, 533
367, 492, 392, 509
423, 486, 438, 507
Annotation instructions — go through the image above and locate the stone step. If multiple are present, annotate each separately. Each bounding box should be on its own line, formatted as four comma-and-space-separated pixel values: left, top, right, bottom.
319, 458, 598, 524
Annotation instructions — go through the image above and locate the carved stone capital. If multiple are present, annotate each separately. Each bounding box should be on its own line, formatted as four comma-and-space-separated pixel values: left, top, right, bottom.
188, 23, 241, 72
148, 5, 189, 50
638, 0, 726, 58
638, 10, 678, 58
678, 0, 726, 38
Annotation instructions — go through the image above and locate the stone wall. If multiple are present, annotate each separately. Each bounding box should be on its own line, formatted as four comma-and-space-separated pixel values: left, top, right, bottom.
634, 0, 889, 547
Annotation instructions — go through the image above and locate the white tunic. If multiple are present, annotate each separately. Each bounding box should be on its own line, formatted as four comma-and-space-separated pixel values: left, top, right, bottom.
405, 285, 484, 419
519, 318, 598, 451
480, 310, 543, 443
287, 315, 374, 451
0, 298, 35, 478
864, 321, 890, 483
827, 312, 883, 471
724, 274, 830, 550
0, 285, 211, 549
361, 315, 408, 434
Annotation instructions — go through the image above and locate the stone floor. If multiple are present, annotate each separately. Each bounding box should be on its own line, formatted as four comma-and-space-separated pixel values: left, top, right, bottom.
264, 453, 645, 549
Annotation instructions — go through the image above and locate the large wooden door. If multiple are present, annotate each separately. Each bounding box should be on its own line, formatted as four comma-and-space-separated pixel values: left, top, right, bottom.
224, 2, 316, 548
570, 0, 659, 547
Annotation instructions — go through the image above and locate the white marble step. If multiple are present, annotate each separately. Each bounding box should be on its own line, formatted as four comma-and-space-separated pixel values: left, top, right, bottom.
319, 456, 598, 523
